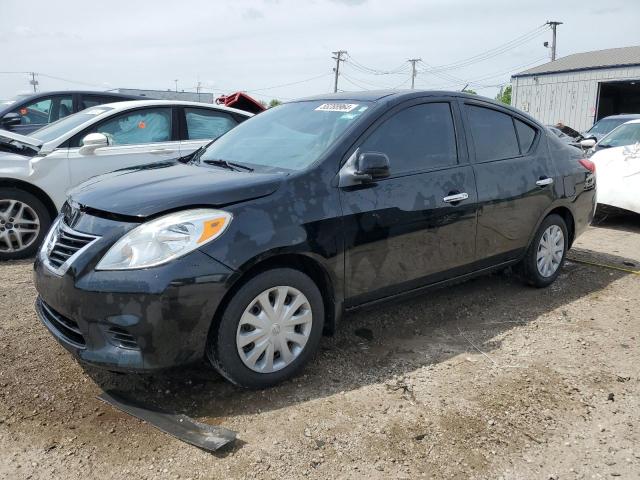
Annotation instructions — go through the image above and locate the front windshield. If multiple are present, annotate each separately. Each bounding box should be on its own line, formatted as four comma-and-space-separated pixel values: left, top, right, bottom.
30, 107, 114, 143
199, 100, 372, 171
587, 118, 629, 136
598, 122, 640, 148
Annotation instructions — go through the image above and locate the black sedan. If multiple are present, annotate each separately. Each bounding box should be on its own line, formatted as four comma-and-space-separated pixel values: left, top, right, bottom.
33, 90, 596, 388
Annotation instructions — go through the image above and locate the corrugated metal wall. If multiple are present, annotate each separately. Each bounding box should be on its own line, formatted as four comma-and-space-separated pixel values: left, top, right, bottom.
511, 66, 640, 131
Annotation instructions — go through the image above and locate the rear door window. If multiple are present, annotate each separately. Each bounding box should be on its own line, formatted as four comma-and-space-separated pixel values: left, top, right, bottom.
185, 108, 237, 140
360, 102, 458, 175
466, 105, 520, 162
81, 95, 123, 109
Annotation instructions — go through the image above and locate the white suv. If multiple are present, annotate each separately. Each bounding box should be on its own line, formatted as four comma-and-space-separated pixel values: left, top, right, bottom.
0, 100, 252, 259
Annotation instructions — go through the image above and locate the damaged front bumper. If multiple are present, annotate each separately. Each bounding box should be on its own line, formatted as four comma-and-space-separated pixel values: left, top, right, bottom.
33, 213, 235, 372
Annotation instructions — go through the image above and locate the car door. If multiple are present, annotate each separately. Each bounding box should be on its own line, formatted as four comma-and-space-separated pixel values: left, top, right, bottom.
179, 107, 239, 155
339, 99, 478, 306
67, 106, 180, 187
462, 101, 558, 264
10, 94, 74, 134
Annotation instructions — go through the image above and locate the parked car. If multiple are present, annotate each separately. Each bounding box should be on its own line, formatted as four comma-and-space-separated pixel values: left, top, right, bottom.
0, 90, 142, 134
589, 128, 640, 215
33, 91, 596, 388
582, 114, 640, 142
0, 100, 252, 259
580, 119, 640, 153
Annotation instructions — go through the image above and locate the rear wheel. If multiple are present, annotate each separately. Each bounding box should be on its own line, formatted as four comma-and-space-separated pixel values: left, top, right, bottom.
518, 214, 568, 288
0, 188, 51, 260
207, 268, 324, 389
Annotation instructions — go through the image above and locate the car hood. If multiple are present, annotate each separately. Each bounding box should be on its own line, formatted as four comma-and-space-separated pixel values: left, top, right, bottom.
69, 161, 285, 218
0, 129, 43, 149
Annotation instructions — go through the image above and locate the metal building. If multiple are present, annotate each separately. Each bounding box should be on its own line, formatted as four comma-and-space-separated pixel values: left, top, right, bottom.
115, 88, 214, 103
511, 46, 640, 132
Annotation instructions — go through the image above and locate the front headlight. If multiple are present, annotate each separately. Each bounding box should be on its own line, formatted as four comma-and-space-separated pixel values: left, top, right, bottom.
96, 209, 232, 270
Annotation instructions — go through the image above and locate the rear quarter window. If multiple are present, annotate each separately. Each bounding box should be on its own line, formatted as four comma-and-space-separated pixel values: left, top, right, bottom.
515, 119, 537, 153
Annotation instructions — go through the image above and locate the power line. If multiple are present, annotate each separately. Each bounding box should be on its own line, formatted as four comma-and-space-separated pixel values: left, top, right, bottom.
248, 73, 331, 92
419, 24, 549, 73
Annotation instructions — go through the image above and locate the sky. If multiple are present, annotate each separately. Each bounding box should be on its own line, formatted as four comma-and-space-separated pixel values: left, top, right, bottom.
1, 0, 639, 102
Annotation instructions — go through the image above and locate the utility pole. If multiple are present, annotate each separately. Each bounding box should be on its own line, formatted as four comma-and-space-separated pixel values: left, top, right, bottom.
29, 72, 38, 92
408, 58, 421, 89
332, 50, 347, 93
546, 21, 563, 61
174, 79, 178, 93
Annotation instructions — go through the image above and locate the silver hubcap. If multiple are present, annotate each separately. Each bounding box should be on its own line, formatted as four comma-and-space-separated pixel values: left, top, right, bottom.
536, 224, 564, 277
236, 286, 313, 373
0, 199, 40, 253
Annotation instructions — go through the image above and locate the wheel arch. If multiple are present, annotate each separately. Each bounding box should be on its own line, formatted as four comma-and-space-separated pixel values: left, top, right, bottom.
546, 206, 576, 248
0, 178, 58, 220
211, 253, 340, 340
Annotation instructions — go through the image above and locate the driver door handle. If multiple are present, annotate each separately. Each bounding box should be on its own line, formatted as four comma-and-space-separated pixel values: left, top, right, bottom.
443, 192, 469, 203
536, 176, 554, 187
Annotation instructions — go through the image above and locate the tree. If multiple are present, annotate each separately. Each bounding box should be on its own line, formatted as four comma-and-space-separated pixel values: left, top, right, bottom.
495, 85, 512, 105
462, 88, 477, 95
268, 99, 282, 108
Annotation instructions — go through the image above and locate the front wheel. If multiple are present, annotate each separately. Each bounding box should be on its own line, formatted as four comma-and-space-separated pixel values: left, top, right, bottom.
0, 188, 51, 260
517, 213, 568, 288
207, 268, 324, 389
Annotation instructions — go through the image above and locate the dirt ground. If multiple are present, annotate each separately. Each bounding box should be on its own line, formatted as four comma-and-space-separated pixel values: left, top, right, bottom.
1, 214, 639, 480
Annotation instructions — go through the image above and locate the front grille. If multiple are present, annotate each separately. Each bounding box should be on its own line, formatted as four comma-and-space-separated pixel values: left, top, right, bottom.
107, 326, 139, 350
37, 297, 86, 347
44, 220, 99, 274
48, 224, 97, 268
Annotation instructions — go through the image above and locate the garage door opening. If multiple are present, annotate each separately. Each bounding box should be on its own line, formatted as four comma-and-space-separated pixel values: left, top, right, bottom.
596, 80, 640, 121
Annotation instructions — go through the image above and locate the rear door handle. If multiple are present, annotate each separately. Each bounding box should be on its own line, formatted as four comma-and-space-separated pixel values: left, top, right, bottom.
536, 177, 554, 186
443, 192, 469, 203
150, 148, 175, 155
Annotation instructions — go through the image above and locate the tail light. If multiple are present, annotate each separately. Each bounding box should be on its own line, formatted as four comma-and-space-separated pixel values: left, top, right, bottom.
579, 158, 596, 173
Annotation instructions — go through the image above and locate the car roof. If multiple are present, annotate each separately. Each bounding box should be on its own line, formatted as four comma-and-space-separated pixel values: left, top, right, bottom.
298, 89, 488, 102
97, 99, 253, 117
295, 89, 542, 126
598, 113, 640, 120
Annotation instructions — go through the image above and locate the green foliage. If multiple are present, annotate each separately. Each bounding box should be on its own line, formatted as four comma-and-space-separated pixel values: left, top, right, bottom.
462, 88, 477, 95
268, 99, 282, 108
495, 85, 512, 105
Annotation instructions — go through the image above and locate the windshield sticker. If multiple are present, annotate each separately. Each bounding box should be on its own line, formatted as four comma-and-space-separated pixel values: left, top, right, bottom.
315, 103, 359, 112
85, 109, 107, 115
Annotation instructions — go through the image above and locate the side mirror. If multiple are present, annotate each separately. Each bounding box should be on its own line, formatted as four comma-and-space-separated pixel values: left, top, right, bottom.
580, 138, 596, 149
354, 152, 390, 182
1, 112, 22, 129
79, 132, 109, 155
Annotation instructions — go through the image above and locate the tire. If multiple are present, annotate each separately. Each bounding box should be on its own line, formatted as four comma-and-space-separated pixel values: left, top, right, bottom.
517, 214, 568, 288
0, 188, 51, 261
207, 268, 325, 389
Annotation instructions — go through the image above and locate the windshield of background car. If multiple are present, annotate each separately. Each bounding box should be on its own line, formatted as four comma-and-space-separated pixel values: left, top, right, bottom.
30, 107, 114, 143
587, 118, 629, 136
598, 123, 640, 148
198, 100, 372, 171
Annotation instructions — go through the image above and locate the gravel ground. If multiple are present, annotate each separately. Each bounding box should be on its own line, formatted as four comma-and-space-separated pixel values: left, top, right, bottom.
1, 214, 639, 480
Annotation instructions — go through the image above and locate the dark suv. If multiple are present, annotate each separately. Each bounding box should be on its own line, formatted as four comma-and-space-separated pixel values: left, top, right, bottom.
0, 91, 141, 134
33, 91, 596, 388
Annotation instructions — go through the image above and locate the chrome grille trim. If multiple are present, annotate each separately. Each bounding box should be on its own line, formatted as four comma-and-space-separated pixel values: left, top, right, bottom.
41, 217, 101, 276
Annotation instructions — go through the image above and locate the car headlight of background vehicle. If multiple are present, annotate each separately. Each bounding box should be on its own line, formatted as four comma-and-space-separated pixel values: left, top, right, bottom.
96, 209, 232, 270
